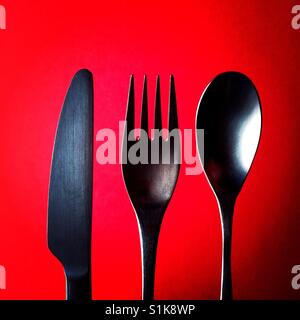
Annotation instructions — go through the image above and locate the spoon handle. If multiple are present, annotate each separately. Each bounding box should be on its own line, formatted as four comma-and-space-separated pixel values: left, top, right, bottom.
220, 200, 234, 300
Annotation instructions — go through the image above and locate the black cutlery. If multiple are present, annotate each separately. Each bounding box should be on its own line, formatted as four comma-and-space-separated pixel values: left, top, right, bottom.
196, 71, 262, 300
48, 69, 94, 300
122, 75, 181, 300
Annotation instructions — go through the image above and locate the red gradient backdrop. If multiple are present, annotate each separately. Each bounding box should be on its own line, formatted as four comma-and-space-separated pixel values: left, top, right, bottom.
0, 0, 300, 299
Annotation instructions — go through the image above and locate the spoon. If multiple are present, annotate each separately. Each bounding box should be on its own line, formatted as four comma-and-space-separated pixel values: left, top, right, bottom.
196, 71, 262, 300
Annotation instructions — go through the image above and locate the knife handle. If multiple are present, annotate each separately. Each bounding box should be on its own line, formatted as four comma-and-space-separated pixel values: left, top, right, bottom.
66, 272, 91, 300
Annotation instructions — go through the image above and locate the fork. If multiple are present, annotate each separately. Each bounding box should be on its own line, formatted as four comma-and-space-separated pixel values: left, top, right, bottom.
122, 75, 181, 300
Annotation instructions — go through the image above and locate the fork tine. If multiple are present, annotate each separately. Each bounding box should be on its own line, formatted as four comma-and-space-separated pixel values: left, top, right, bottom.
168, 75, 178, 131
126, 75, 135, 133
154, 75, 162, 130
141, 75, 148, 134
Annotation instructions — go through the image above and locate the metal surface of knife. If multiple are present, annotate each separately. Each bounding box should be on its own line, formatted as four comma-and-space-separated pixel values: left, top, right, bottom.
48, 69, 93, 300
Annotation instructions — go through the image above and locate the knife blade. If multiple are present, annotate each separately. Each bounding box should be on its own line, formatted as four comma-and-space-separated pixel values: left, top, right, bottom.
48, 69, 93, 300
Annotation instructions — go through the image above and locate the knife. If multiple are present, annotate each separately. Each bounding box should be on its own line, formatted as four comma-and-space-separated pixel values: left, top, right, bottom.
48, 69, 94, 300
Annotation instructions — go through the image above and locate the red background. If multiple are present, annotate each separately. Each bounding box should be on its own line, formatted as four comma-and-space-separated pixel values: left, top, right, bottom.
0, 0, 300, 300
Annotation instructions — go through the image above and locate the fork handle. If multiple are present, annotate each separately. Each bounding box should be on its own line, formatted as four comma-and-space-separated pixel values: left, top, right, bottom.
139, 218, 162, 300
